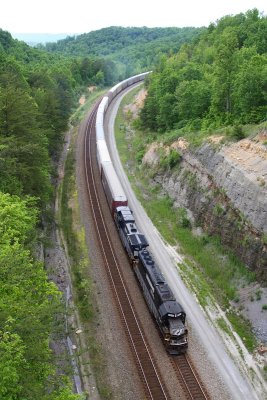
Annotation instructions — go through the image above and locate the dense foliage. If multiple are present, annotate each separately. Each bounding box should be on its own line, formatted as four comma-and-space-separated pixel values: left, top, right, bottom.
0, 29, 119, 199
0, 29, 104, 399
0, 193, 83, 400
43, 26, 204, 78
140, 10, 267, 132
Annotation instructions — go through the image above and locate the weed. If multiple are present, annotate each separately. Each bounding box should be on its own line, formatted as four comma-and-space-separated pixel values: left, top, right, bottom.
217, 317, 232, 337
160, 149, 182, 170
262, 304, 267, 311
225, 125, 246, 141
256, 289, 262, 301
213, 204, 225, 216
227, 312, 256, 352
233, 296, 240, 303
177, 208, 191, 228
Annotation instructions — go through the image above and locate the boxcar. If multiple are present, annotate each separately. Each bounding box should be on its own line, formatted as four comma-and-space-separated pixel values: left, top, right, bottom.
101, 162, 127, 214
96, 140, 111, 172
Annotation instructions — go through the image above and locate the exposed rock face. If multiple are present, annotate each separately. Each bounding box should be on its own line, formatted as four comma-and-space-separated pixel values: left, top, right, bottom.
143, 135, 267, 279
196, 139, 267, 233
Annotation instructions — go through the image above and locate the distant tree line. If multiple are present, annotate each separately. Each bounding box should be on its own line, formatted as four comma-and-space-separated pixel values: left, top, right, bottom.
43, 26, 204, 78
140, 9, 267, 132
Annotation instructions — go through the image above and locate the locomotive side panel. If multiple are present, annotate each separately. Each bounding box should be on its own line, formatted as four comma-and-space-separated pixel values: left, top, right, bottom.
133, 263, 159, 318
138, 249, 188, 354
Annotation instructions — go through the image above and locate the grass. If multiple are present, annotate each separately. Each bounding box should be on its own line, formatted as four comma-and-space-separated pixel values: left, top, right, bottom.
114, 86, 258, 352
227, 312, 257, 352
70, 88, 107, 126
217, 317, 233, 337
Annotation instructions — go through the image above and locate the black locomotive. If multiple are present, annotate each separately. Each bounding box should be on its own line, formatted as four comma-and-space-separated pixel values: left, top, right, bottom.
114, 206, 149, 261
114, 206, 188, 355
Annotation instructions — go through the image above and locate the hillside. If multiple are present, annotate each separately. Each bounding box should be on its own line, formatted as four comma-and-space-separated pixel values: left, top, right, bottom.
137, 9, 267, 277
44, 26, 205, 76
140, 9, 267, 130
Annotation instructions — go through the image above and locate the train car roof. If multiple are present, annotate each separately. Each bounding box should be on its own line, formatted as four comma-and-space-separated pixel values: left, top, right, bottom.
128, 233, 148, 247
96, 112, 104, 126
97, 140, 111, 163
109, 81, 124, 93
116, 206, 135, 223
96, 123, 105, 141
102, 162, 127, 202
100, 96, 109, 110
159, 301, 185, 319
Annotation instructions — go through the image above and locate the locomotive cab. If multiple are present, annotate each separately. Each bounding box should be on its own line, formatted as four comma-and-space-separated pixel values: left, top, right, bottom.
159, 301, 188, 354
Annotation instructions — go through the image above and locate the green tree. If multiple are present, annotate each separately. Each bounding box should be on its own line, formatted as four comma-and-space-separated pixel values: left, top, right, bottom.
232, 52, 267, 122
0, 62, 51, 201
210, 28, 239, 117
0, 320, 26, 400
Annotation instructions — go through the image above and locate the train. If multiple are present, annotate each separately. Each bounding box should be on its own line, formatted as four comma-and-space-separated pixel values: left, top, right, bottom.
94, 73, 188, 355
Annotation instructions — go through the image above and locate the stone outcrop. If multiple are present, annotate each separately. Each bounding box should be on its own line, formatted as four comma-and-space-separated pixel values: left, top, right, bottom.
143, 134, 267, 279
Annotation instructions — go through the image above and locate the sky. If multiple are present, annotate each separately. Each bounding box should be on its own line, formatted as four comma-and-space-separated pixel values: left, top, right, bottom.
1, 0, 266, 35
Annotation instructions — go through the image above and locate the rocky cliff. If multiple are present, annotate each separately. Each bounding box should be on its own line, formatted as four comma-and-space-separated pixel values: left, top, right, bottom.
142, 133, 267, 279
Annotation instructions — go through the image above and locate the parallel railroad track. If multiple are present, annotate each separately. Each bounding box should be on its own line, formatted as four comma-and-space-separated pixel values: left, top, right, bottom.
170, 354, 210, 400
84, 103, 170, 400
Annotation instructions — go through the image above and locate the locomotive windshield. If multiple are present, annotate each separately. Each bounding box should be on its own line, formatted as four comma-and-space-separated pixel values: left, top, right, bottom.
169, 317, 186, 337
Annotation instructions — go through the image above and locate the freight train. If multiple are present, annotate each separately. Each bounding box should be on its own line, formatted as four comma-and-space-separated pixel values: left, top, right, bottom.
94, 73, 188, 354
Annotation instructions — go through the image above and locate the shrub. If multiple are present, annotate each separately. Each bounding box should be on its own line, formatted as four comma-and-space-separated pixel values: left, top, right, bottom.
228, 125, 245, 140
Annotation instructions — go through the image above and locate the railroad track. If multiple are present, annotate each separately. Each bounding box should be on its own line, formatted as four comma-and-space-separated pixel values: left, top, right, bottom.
170, 354, 210, 400
84, 103, 170, 400
83, 97, 211, 400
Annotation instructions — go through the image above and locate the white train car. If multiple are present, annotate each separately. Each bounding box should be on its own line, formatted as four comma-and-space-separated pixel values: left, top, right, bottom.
101, 162, 127, 214
96, 139, 111, 172
96, 71, 151, 213
96, 97, 109, 141
96, 122, 105, 141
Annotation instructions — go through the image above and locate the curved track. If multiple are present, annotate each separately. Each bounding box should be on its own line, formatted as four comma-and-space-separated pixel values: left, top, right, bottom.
84, 102, 170, 400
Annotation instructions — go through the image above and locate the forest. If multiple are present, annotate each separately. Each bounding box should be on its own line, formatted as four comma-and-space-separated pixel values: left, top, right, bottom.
0, 29, 119, 400
140, 9, 267, 132
43, 26, 204, 78
0, 9, 266, 399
